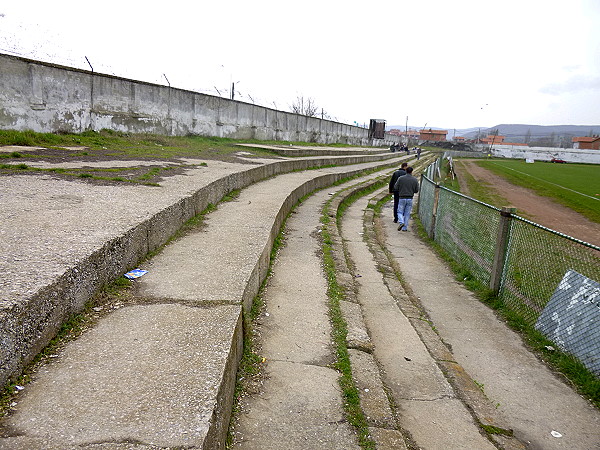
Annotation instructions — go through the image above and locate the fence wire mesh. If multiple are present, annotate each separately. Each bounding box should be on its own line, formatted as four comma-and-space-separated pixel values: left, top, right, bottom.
501, 217, 600, 322
434, 187, 500, 287
501, 217, 600, 375
418, 173, 600, 376
418, 177, 435, 234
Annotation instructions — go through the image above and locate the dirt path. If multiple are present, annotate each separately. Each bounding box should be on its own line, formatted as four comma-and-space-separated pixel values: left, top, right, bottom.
455, 160, 600, 247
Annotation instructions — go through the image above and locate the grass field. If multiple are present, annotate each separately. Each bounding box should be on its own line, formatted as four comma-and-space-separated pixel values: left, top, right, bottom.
475, 159, 600, 224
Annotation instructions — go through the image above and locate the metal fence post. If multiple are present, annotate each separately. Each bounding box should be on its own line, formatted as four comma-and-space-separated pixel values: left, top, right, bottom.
429, 184, 441, 239
416, 175, 424, 214
490, 207, 516, 293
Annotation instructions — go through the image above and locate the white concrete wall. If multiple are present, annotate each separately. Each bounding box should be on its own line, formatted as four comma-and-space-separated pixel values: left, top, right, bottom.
480, 144, 600, 164
0, 53, 400, 146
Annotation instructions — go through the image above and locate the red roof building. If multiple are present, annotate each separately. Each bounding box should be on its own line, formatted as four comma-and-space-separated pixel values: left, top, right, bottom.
480, 135, 528, 146
480, 134, 505, 145
419, 128, 448, 142
572, 136, 600, 150
389, 129, 420, 139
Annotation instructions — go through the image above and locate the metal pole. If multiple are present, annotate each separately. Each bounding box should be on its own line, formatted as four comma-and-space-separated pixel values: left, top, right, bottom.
85, 56, 94, 131
490, 207, 516, 293
163, 74, 172, 135
429, 184, 441, 239
84, 56, 94, 72
416, 175, 424, 214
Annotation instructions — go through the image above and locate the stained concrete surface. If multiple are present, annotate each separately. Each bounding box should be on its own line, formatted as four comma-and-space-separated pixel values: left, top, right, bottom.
0, 160, 246, 303
231, 179, 380, 448
0, 155, 403, 449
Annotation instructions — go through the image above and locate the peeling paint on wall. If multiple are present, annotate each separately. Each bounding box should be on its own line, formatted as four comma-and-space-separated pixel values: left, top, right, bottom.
0, 53, 400, 146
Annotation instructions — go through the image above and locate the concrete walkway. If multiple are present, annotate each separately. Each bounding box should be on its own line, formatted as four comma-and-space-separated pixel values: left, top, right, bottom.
341, 192, 497, 449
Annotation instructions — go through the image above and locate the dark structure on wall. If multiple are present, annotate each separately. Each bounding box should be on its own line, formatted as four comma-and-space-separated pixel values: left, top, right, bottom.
368, 119, 386, 139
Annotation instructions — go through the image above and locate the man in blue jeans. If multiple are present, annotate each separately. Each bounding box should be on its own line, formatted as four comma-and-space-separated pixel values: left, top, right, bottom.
388, 162, 408, 223
393, 166, 419, 231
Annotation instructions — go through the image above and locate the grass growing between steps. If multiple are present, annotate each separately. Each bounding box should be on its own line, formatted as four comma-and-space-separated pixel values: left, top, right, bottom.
225, 240, 274, 449
336, 179, 388, 223
411, 216, 600, 409
227, 169, 399, 448
321, 200, 376, 450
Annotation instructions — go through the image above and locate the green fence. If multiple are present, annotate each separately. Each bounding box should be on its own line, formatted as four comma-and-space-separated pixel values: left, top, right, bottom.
418, 174, 600, 375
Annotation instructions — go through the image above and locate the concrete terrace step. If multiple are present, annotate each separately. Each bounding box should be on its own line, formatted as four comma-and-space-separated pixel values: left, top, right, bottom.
0, 150, 402, 387
230, 176, 389, 449
342, 191, 496, 449
237, 143, 391, 157
0, 152, 408, 449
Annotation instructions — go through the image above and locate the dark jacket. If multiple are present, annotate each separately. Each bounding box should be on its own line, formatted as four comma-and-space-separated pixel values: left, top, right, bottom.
393, 174, 419, 198
388, 169, 406, 193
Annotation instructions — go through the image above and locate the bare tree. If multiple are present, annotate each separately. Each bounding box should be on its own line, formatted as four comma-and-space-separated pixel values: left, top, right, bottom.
290, 96, 320, 117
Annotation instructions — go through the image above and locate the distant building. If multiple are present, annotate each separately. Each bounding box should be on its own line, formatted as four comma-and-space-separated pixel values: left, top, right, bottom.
480, 134, 528, 146
480, 134, 505, 145
453, 136, 466, 142
572, 136, 600, 150
503, 142, 528, 146
419, 128, 448, 142
389, 129, 420, 139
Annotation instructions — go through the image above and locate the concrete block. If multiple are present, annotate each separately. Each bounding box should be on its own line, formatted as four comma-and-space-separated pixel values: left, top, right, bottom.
348, 349, 394, 428
341, 301, 372, 353
368, 427, 408, 450
0, 304, 243, 449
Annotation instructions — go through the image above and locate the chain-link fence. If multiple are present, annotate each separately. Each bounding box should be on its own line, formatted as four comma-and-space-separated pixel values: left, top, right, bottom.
435, 188, 501, 287
418, 174, 600, 376
417, 175, 436, 234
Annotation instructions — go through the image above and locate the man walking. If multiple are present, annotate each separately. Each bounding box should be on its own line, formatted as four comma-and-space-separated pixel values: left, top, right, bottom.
388, 162, 408, 223
393, 166, 419, 231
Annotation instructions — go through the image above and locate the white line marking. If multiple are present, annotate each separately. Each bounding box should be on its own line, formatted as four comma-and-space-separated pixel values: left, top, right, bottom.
489, 162, 600, 202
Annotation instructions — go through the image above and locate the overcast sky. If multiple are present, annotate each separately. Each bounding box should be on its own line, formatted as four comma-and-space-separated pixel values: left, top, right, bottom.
1, 0, 599, 130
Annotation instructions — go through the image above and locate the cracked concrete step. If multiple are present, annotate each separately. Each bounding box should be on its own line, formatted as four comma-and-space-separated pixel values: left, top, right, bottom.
0, 304, 242, 449
231, 173, 390, 448
341, 193, 497, 449
0, 158, 404, 449
0, 151, 401, 388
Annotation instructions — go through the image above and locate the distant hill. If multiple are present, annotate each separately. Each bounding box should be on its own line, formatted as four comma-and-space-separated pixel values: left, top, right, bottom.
387, 124, 600, 147
462, 124, 600, 138
463, 124, 600, 147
